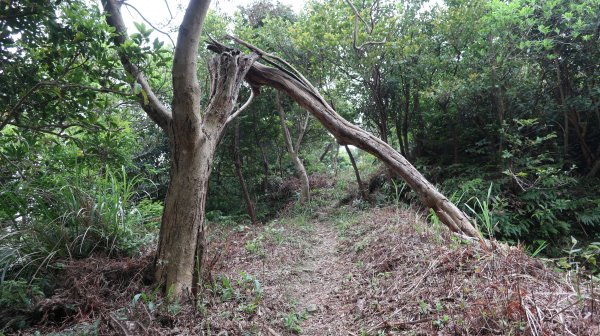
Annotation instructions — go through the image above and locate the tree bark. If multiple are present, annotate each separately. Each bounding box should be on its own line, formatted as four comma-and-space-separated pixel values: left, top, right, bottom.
275, 91, 310, 203
345, 145, 368, 199
239, 56, 482, 239
104, 0, 260, 298
233, 120, 258, 225
155, 52, 259, 298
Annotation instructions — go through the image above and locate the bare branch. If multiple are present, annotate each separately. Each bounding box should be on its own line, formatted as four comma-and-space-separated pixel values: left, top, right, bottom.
344, 0, 372, 33
123, 3, 175, 47
344, 0, 386, 53
101, 0, 172, 131
295, 111, 310, 153
226, 88, 255, 124
275, 91, 296, 155
164, 0, 174, 19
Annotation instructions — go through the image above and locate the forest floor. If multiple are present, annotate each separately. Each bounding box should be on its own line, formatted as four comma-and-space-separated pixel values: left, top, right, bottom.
11, 190, 600, 335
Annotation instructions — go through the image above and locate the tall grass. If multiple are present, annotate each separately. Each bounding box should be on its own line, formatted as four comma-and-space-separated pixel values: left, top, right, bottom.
465, 183, 496, 238
1, 166, 162, 284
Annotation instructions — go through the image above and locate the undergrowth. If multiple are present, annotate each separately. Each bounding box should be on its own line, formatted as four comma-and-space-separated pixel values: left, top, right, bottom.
0, 166, 162, 331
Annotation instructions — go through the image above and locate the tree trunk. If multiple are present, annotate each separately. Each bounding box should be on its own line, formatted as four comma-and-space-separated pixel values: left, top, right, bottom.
488, 35, 506, 160
242, 59, 482, 239
345, 145, 368, 199
155, 136, 214, 298
412, 80, 424, 158
275, 91, 310, 203
555, 59, 570, 158
233, 120, 258, 225
370, 65, 389, 144
254, 124, 270, 192
555, 59, 594, 168
402, 82, 411, 160
319, 143, 332, 162
333, 142, 340, 177
155, 52, 259, 298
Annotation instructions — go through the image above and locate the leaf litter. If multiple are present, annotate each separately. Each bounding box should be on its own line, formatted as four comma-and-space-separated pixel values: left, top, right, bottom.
10, 204, 599, 335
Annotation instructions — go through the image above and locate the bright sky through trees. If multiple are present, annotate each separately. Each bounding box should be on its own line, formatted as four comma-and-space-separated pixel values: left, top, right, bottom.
117, 0, 306, 44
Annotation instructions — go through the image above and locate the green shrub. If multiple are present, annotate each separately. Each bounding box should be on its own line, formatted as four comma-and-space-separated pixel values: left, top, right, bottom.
0, 280, 44, 310
0, 166, 162, 285
432, 119, 600, 254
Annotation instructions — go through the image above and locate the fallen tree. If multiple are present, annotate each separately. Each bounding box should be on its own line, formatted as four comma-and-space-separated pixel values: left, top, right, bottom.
209, 38, 482, 239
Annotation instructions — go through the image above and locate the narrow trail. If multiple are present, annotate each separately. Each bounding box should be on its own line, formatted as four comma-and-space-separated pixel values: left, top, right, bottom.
293, 220, 352, 335
215, 210, 357, 335
26, 205, 594, 335
209, 204, 596, 335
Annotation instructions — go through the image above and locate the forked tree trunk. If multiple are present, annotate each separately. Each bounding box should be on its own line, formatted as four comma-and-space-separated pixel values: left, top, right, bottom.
239, 57, 482, 239
275, 91, 310, 203
104, 0, 260, 298
155, 52, 259, 297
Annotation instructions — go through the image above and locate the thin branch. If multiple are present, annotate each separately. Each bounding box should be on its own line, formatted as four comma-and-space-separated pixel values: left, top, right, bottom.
0, 151, 25, 179
344, 0, 372, 33
226, 88, 255, 124
1, 81, 132, 132
102, 0, 172, 130
344, 0, 386, 53
55, 83, 130, 96
295, 111, 310, 154
123, 3, 175, 47
1, 82, 44, 132
164, 0, 174, 19
275, 91, 296, 155
8, 122, 85, 148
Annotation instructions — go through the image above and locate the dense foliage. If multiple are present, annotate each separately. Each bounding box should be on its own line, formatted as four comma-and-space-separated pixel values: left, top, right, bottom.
0, 0, 599, 330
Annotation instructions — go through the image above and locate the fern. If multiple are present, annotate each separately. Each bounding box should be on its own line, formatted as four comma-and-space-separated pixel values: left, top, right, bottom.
576, 201, 600, 227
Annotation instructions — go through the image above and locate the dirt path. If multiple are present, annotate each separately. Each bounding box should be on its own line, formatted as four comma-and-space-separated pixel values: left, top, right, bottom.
26, 206, 595, 335
210, 210, 357, 335
292, 220, 352, 335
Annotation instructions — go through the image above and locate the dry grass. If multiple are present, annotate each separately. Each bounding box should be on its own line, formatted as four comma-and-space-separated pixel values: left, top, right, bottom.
11, 203, 599, 335
338, 206, 599, 335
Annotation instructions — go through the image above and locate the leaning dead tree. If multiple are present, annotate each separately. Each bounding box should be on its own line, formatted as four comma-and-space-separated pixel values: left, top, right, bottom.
209, 38, 482, 239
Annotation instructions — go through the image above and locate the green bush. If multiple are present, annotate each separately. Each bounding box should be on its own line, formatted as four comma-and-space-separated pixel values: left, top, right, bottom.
0, 280, 44, 310
432, 119, 600, 254
0, 166, 162, 286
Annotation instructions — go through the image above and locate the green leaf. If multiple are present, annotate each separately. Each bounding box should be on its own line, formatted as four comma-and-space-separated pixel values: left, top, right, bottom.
133, 82, 142, 95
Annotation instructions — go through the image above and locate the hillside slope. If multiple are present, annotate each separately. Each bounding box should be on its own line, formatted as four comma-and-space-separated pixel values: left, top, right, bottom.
204, 205, 597, 335
11, 201, 598, 335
